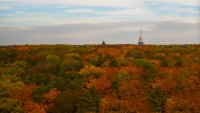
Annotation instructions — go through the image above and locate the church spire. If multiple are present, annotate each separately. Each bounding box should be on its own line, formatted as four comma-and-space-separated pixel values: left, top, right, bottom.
138, 28, 144, 45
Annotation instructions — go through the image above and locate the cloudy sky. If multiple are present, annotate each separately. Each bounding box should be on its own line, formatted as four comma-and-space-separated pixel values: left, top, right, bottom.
0, 0, 199, 45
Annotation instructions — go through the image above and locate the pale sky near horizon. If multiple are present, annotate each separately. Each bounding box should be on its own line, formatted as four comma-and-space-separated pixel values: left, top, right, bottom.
0, 0, 199, 45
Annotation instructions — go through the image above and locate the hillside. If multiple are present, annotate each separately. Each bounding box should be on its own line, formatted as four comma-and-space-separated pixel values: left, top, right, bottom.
0, 44, 200, 113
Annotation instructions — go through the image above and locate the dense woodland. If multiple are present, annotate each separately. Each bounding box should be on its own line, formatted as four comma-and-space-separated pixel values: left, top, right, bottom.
0, 44, 200, 113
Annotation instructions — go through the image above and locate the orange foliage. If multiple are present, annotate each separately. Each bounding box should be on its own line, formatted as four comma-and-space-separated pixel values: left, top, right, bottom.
117, 79, 151, 113
41, 88, 60, 111
102, 67, 119, 80
170, 53, 180, 57
84, 76, 111, 95
166, 91, 200, 113
99, 95, 129, 113
79, 65, 103, 76
150, 59, 160, 67
159, 67, 184, 77
10, 85, 46, 113
154, 52, 166, 57
32, 55, 41, 62
150, 78, 177, 95
0, 67, 4, 73
188, 64, 200, 76
24, 100, 46, 113
121, 66, 143, 75
98, 48, 122, 57
99, 79, 152, 113
166, 75, 200, 113
11, 85, 36, 102
17, 45, 31, 52
0, 44, 199, 113
82, 53, 98, 65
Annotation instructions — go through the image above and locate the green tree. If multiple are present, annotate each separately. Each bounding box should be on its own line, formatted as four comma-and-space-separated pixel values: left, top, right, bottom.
160, 58, 169, 67
149, 87, 167, 113
116, 69, 132, 81
76, 88, 101, 113
79, 65, 102, 78
48, 90, 83, 113
46, 55, 61, 73
46, 55, 61, 65
115, 57, 127, 67
95, 54, 105, 67
23, 73, 51, 85
125, 49, 145, 59
0, 75, 24, 98
3, 60, 28, 77
48, 75, 67, 91
32, 84, 50, 103
109, 57, 117, 67
134, 59, 156, 72
111, 79, 120, 91
60, 58, 83, 72
175, 57, 184, 67
0, 47, 17, 62
0, 98, 24, 113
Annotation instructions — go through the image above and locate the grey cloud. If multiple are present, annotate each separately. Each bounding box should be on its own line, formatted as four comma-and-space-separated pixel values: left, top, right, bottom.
0, 21, 199, 45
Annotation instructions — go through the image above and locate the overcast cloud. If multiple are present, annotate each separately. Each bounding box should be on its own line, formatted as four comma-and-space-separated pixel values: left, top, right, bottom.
0, 21, 199, 45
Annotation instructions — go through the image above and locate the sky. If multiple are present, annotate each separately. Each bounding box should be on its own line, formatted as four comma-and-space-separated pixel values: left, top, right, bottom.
0, 0, 199, 45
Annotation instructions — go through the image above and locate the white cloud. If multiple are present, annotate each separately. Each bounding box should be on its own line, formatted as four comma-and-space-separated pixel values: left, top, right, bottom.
65, 9, 97, 14
0, 5, 155, 26
1, 7, 198, 27
0, 0, 199, 26
0, 5, 12, 10
0, 0, 141, 7
15, 11, 25, 14
65, 7, 153, 16
0, 15, 70, 26
1, 0, 199, 7
159, 6, 199, 14
0, 13, 15, 16
104, 8, 152, 16
149, 0, 200, 6
68, 7, 198, 25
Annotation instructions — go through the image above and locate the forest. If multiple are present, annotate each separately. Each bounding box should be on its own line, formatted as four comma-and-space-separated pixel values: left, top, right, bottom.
0, 44, 199, 113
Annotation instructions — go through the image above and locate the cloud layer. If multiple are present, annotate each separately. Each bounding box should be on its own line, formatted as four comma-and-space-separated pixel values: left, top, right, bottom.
0, 21, 199, 45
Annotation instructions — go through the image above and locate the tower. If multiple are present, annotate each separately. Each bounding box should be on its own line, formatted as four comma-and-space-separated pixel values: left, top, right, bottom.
138, 29, 144, 45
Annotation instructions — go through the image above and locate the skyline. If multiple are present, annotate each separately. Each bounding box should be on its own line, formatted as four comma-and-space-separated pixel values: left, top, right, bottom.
0, 0, 199, 45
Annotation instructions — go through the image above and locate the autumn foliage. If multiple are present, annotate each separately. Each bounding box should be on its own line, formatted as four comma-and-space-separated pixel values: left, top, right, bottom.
0, 44, 199, 113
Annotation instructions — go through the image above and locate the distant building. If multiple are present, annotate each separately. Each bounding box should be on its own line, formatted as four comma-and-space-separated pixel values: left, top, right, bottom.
138, 29, 144, 45
102, 40, 106, 45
